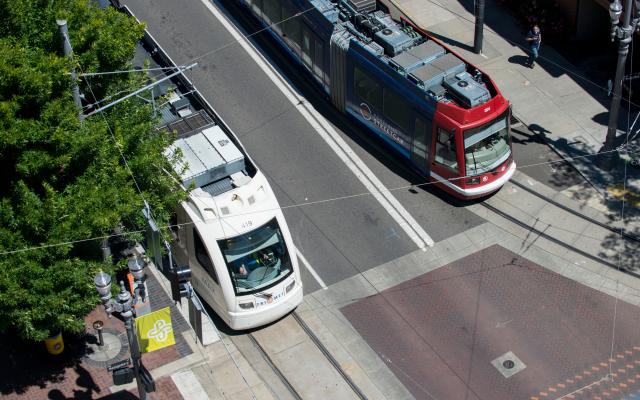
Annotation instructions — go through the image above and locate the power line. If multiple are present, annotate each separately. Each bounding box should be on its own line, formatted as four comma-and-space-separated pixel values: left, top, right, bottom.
185, 5, 319, 65
1, 146, 632, 257
78, 66, 189, 77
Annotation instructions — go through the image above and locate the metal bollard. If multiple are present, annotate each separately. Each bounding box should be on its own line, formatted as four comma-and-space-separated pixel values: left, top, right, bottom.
93, 320, 104, 347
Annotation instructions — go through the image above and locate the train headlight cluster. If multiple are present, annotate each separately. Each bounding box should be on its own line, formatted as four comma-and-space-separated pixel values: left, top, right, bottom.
286, 280, 296, 294
466, 177, 481, 185
239, 301, 255, 310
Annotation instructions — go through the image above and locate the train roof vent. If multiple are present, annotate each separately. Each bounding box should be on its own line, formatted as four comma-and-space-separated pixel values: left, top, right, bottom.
444, 72, 491, 107
374, 26, 414, 56
346, 0, 376, 14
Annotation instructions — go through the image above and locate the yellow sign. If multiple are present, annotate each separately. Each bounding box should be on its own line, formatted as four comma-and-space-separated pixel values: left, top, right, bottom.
135, 307, 175, 353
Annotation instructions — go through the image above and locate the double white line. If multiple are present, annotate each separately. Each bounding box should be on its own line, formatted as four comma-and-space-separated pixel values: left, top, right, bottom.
198, 0, 434, 251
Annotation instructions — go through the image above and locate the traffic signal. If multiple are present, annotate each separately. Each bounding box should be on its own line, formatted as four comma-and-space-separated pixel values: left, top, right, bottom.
170, 264, 191, 302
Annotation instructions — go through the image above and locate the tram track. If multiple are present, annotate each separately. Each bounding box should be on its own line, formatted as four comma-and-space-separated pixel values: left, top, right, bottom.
243, 311, 368, 400
479, 200, 640, 279
508, 179, 640, 243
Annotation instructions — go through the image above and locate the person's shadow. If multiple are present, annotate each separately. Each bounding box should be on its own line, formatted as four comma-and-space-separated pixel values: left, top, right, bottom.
508, 55, 530, 67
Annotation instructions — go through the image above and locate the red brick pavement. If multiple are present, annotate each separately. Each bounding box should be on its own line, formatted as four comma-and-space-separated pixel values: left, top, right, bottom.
341, 245, 640, 400
1, 306, 183, 400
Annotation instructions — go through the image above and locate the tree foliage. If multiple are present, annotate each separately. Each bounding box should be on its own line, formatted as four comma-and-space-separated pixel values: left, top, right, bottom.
0, 0, 184, 341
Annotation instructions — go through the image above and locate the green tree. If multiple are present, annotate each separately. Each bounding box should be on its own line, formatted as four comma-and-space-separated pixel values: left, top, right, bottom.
0, 0, 184, 341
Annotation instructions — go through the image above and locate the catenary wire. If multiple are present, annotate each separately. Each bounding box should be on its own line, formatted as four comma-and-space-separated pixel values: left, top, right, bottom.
78, 66, 189, 76
1, 145, 633, 257
5, 3, 636, 256
185, 5, 320, 65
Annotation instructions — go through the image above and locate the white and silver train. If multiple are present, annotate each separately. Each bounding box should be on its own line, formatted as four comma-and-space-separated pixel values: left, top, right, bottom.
127, 5, 303, 330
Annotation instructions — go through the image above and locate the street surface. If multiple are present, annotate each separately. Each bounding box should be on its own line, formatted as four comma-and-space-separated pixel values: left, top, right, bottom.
116, 1, 640, 400
121, 0, 484, 293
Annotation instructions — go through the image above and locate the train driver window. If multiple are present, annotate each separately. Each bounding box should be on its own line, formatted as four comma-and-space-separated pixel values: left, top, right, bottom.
434, 127, 458, 171
193, 229, 219, 283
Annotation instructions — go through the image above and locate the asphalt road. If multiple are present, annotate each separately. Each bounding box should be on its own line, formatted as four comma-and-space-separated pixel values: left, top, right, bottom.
121, 0, 485, 292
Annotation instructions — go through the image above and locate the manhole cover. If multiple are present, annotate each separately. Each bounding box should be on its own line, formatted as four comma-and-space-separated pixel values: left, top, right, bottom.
491, 351, 526, 378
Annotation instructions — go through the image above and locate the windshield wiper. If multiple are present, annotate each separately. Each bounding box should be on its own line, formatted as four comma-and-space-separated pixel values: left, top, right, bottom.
471, 151, 479, 174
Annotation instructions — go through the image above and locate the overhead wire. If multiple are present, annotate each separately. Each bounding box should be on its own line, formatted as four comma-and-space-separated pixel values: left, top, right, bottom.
1, 145, 633, 257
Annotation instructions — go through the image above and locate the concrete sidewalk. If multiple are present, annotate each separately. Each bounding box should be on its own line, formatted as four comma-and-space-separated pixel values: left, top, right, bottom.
380, 0, 640, 218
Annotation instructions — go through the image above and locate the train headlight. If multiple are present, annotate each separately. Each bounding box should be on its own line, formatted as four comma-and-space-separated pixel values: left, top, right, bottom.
466, 177, 481, 185
239, 301, 255, 310
286, 280, 296, 293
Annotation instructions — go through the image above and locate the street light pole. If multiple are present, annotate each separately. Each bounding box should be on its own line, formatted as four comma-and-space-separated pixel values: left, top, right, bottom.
56, 20, 83, 120
473, 0, 485, 54
94, 261, 149, 400
599, 0, 640, 170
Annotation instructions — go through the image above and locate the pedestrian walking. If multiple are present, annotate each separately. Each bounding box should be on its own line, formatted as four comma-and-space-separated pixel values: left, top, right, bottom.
525, 25, 541, 68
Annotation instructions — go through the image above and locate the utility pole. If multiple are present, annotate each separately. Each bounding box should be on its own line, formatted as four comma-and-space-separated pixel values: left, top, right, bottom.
56, 20, 83, 119
473, 0, 485, 54
599, 0, 640, 170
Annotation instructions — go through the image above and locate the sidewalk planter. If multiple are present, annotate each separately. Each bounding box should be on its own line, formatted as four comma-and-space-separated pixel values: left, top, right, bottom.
44, 331, 64, 355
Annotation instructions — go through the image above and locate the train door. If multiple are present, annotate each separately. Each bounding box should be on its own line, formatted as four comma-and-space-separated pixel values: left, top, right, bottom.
411, 116, 430, 175
431, 122, 462, 187
186, 225, 226, 314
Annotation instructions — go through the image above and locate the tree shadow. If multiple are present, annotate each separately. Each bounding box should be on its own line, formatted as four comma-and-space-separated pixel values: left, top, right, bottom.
512, 124, 546, 145
599, 225, 640, 273
0, 331, 93, 396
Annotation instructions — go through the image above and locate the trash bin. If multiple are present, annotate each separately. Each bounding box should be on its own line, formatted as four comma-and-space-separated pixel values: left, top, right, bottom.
44, 331, 64, 355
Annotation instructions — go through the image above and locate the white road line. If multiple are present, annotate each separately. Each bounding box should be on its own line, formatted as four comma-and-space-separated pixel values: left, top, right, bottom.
171, 370, 209, 400
198, 0, 435, 249
296, 248, 328, 290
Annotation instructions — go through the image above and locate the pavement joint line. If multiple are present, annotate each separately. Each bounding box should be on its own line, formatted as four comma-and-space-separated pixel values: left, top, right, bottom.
295, 247, 328, 290
196, 0, 434, 251
171, 370, 210, 400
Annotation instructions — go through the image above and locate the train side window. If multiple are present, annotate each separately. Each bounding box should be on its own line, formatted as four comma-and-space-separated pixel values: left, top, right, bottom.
301, 27, 313, 68
282, 7, 301, 50
354, 66, 382, 110
263, 0, 281, 32
193, 229, 219, 283
314, 38, 324, 81
434, 127, 458, 171
251, 0, 262, 18
383, 88, 412, 135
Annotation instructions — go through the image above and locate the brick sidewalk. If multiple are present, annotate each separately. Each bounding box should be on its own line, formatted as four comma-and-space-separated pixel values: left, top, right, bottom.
1, 271, 190, 400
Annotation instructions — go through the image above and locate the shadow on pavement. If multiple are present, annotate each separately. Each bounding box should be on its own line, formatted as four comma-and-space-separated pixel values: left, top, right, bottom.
507, 54, 529, 68
0, 332, 95, 397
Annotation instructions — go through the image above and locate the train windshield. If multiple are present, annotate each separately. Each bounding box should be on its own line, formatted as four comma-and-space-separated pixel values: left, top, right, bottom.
219, 218, 293, 296
463, 113, 511, 176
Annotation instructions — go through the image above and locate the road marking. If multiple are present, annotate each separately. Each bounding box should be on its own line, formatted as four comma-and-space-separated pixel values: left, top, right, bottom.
171, 370, 209, 400
198, 0, 434, 250
296, 248, 328, 290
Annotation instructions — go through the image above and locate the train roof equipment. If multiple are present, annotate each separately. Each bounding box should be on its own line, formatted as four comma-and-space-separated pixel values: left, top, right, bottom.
312, 0, 495, 109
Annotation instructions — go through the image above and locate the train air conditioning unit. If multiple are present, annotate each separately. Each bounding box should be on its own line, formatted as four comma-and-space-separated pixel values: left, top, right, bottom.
374, 25, 414, 56
443, 72, 491, 108
345, 0, 376, 14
